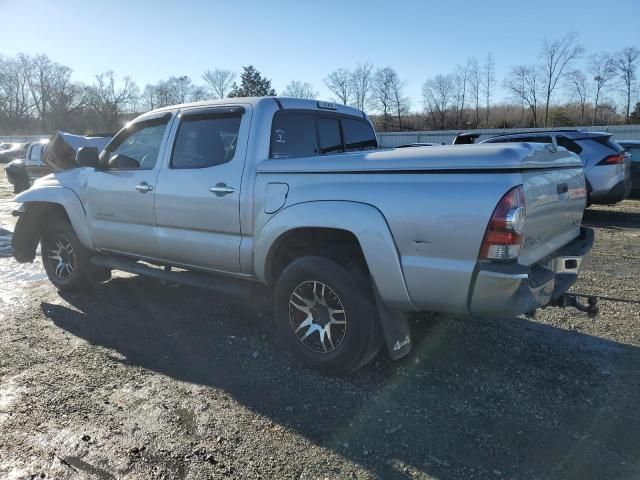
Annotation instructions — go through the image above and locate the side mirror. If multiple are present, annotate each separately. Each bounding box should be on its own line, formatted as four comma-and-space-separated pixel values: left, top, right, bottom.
76, 147, 100, 168
108, 154, 140, 170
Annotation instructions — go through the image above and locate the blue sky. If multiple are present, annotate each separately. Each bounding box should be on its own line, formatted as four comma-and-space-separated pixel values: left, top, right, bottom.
1, 0, 639, 106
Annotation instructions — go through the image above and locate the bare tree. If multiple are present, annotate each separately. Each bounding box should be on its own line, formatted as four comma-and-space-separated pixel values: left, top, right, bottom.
0, 55, 35, 132
588, 53, 616, 125
539, 32, 584, 127
349, 62, 374, 111
202, 68, 236, 99
86, 71, 139, 131
468, 57, 481, 128
190, 84, 209, 102
482, 53, 495, 127
371, 67, 397, 128
390, 72, 410, 129
565, 70, 589, 124
166, 76, 193, 104
614, 47, 640, 124
423, 74, 455, 130
141, 84, 160, 111
504, 65, 540, 127
46, 65, 86, 130
281, 80, 318, 99
453, 62, 470, 128
324, 68, 351, 105
21, 54, 51, 129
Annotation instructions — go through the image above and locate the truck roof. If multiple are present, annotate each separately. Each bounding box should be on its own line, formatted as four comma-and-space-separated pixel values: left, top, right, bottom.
148, 96, 367, 119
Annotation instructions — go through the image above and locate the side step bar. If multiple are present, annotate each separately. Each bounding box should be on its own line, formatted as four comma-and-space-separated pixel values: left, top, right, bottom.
90, 255, 257, 299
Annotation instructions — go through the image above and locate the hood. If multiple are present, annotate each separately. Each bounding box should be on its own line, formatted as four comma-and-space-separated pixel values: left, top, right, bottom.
42, 131, 112, 171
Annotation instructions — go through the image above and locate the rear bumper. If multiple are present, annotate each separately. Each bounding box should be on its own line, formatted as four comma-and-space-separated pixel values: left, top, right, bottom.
468, 227, 594, 316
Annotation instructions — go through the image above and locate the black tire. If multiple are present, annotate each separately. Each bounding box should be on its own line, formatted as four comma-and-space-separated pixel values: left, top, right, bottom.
274, 256, 382, 375
41, 217, 94, 291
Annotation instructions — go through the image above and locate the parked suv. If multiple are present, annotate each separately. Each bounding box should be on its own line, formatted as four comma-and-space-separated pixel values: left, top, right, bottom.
480, 130, 631, 205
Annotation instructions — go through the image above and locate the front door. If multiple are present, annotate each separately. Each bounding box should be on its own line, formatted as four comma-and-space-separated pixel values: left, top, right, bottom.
85, 114, 173, 258
153, 105, 250, 272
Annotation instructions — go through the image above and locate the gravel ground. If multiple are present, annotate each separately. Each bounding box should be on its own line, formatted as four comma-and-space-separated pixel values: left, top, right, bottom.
0, 174, 639, 479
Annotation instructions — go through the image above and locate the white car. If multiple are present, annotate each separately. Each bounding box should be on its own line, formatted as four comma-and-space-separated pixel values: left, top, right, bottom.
21, 140, 50, 174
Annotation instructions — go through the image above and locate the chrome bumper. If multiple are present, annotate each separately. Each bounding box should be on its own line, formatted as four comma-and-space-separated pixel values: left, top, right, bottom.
468, 227, 594, 316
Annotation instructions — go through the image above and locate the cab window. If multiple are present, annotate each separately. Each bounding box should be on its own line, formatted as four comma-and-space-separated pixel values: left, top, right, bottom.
317, 117, 343, 154
270, 113, 318, 158
106, 117, 170, 170
29, 144, 43, 162
342, 118, 378, 151
171, 113, 242, 169
269, 111, 378, 159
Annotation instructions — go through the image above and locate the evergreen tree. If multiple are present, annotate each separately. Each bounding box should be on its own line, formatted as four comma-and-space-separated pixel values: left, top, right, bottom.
228, 65, 276, 97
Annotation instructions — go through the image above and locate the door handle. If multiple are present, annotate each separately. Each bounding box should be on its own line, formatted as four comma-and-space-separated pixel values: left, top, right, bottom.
136, 182, 154, 193
557, 183, 569, 195
209, 183, 235, 196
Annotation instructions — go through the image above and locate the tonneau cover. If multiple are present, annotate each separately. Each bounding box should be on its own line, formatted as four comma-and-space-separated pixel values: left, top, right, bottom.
257, 143, 582, 173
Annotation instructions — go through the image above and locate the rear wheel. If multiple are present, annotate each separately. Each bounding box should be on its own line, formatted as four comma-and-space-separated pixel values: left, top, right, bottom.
41, 218, 94, 290
274, 256, 382, 375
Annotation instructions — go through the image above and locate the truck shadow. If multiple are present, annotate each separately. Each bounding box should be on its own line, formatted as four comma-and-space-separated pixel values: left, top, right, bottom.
583, 203, 640, 229
42, 276, 640, 479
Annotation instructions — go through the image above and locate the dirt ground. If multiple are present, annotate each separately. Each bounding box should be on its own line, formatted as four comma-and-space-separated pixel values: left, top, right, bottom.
0, 174, 639, 480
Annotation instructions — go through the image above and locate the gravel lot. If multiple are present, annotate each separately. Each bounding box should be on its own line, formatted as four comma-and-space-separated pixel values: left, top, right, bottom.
0, 174, 639, 479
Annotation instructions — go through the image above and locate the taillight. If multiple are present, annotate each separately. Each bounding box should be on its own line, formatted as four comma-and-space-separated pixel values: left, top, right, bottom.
479, 185, 525, 262
597, 154, 626, 165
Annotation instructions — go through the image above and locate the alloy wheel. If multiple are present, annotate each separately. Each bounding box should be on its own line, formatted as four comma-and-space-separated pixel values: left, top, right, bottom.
47, 234, 75, 282
288, 280, 347, 353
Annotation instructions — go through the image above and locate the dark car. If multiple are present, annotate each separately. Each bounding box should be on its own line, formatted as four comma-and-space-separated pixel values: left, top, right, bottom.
618, 140, 640, 197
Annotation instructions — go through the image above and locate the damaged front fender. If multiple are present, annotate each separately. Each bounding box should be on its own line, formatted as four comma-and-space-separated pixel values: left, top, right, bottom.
12, 204, 49, 263
12, 186, 94, 263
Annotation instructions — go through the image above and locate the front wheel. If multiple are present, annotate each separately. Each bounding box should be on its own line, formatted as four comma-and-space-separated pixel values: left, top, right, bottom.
41, 218, 93, 290
274, 256, 382, 375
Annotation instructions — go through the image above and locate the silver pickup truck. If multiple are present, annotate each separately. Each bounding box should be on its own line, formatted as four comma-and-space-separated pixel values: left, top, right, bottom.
11, 97, 594, 374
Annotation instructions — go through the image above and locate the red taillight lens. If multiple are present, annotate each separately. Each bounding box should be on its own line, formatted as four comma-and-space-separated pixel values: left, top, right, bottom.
479, 185, 525, 262
597, 154, 626, 165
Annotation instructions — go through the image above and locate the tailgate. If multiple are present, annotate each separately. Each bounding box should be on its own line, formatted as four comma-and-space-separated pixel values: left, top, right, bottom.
519, 166, 586, 266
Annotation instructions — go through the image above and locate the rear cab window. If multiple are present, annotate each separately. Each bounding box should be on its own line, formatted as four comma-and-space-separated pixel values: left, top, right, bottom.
270, 110, 377, 159
342, 118, 378, 152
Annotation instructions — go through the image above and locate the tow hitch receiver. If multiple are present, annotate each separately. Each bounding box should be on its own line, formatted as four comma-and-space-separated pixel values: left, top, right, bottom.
552, 293, 599, 317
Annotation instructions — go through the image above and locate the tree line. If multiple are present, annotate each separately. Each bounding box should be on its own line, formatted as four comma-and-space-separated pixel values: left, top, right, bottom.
0, 34, 638, 135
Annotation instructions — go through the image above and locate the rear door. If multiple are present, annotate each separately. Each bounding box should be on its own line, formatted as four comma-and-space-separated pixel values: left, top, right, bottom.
153, 105, 250, 272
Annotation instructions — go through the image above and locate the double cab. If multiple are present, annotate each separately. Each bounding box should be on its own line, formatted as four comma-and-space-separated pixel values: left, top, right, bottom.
11, 97, 594, 374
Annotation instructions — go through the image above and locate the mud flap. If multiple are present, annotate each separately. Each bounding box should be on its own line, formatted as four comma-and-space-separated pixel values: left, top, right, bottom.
11, 206, 48, 263
372, 281, 412, 360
